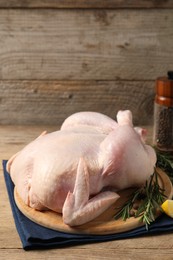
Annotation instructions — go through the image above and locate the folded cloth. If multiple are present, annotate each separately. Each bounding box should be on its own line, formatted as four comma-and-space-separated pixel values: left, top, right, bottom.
3, 160, 173, 250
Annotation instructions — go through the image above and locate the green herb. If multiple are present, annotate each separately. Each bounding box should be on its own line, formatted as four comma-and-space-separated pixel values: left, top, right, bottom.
114, 170, 166, 230
114, 148, 173, 229
155, 148, 173, 182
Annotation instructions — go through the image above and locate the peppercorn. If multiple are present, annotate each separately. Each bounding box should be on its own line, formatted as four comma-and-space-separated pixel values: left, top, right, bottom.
153, 71, 173, 152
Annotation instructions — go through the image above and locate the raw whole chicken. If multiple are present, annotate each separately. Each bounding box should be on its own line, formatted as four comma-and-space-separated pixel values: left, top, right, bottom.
7, 110, 156, 226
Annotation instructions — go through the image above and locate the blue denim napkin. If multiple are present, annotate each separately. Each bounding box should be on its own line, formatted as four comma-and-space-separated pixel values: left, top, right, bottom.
3, 160, 173, 250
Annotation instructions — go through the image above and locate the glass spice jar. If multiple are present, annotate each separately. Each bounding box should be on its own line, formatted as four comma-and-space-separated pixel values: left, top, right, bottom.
153, 71, 173, 152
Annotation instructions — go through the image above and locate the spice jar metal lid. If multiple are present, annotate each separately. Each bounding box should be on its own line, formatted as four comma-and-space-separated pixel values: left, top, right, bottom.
155, 71, 173, 106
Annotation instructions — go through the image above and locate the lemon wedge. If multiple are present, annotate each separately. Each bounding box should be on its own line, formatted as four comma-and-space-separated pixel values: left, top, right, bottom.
161, 200, 173, 218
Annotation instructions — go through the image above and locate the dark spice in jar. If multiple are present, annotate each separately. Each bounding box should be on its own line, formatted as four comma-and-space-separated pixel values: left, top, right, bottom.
156, 107, 173, 149
153, 71, 173, 152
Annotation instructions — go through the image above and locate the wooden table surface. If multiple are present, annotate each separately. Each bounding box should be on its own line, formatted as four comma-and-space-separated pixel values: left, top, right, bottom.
1, 125, 173, 260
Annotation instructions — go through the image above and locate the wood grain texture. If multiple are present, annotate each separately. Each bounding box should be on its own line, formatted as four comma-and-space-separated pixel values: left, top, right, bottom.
1, 125, 173, 260
2, 247, 173, 260
0, 0, 173, 9
0, 80, 155, 125
0, 9, 172, 80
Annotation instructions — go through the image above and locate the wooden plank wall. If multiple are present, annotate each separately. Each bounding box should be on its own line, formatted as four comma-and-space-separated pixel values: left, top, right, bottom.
0, 1, 173, 126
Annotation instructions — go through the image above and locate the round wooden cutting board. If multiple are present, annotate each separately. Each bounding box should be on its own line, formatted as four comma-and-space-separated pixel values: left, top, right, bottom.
14, 168, 173, 235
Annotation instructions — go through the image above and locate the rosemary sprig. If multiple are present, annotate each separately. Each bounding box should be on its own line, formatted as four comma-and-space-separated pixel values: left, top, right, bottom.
114, 148, 173, 229
155, 148, 173, 182
114, 170, 166, 229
